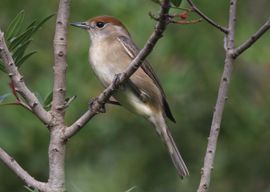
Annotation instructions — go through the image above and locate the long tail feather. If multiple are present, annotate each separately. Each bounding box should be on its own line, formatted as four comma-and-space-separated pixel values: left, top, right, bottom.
151, 115, 189, 177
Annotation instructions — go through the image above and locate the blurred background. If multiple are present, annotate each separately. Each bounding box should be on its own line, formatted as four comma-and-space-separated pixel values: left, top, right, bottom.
0, 0, 270, 191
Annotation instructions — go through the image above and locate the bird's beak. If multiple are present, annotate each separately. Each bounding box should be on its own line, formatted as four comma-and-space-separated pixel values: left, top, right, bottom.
70, 22, 90, 30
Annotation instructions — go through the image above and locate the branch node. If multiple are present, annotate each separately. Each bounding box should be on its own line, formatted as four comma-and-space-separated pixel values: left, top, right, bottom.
200, 168, 204, 174
89, 98, 106, 113
58, 51, 64, 57
57, 88, 66, 92
19, 76, 24, 82
203, 184, 208, 189
31, 102, 38, 108
55, 105, 65, 110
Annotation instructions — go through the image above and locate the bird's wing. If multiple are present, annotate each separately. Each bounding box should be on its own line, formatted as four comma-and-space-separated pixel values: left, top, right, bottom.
117, 36, 165, 94
117, 36, 176, 122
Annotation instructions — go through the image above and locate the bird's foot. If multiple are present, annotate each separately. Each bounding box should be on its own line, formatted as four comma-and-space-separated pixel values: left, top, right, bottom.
88, 97, 106, 113
112, 73, 124, 89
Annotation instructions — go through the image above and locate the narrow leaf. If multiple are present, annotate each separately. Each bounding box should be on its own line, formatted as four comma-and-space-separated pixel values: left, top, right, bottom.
6, 10, 25, 40
125, 186, 137, 192
64, 95, 77, 108
16, 51, 36, 67
13, 39, 32, 61
9, 14, 54, 51
171, 0, 182, 7
43, 91, 53, 108
9, 27, 35, 50
35, 14, 55, 32
26, 20, 37, 29
24, 186, 39, 192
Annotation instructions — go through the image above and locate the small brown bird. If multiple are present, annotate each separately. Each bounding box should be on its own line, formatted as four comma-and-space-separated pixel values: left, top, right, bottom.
71, 15, 189, 177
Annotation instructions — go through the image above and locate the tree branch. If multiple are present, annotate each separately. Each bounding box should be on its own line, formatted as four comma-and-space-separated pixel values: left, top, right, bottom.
0, 147, 48, 191
64, 0, 171, 139
197, 1, 237, 192
233, 16, 270, 59
0, 31, 51, 125
51, 0, 69, 120
186, 0, 228, 34
47, 0, 70, 191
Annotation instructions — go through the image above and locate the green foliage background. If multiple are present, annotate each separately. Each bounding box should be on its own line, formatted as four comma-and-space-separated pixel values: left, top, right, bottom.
0, 0, 270, 191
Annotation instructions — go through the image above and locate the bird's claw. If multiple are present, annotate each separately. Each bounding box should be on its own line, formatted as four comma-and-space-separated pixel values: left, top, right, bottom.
112, 73, 122, 89
88, 98, 106, 113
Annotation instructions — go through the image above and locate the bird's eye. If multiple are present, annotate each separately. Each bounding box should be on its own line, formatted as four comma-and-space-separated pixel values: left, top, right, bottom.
96, 21, 105, 28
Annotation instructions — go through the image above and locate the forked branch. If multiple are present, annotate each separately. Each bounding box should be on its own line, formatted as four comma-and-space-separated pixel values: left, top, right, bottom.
0, 32, 51, 125
233, 16, 270, 58
197, 0, 270, 192
186, 0, 228, 34
0, 147, 48, 191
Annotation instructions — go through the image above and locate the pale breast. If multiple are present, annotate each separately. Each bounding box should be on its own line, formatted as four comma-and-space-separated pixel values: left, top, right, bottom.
89, 38, 159, 118
89, 39, 130, 87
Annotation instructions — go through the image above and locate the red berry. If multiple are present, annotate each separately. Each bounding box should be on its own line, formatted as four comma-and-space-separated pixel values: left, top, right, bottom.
179, 12, 188, 20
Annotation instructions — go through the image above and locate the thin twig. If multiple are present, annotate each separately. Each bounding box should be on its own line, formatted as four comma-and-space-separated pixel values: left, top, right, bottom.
0, 147, 48, 191
169, 18, 202, 25
64, 0, 171, 139
0, 31, 51, 125
233, 16, 270, 59
197, 1, 237, 192
186, 0, 228, 34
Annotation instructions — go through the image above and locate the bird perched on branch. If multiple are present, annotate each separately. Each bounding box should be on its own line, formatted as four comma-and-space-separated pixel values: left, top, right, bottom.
71, 15, 189, 177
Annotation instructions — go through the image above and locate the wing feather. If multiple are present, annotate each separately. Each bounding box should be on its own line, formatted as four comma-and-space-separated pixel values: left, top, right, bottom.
117, 36, 176, 122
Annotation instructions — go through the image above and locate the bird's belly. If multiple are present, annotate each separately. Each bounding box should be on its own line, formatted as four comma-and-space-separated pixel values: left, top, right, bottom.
90, 47, 153, 118
114, 89, 153, 118
91, 62, 117, 86
92, 61, 152, 117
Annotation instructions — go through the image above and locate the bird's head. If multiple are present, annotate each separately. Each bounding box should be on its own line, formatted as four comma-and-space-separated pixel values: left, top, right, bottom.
71, 15, 130, 41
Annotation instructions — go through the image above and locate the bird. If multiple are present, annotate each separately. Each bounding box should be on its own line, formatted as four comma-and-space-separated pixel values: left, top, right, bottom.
71, 15, 189, 177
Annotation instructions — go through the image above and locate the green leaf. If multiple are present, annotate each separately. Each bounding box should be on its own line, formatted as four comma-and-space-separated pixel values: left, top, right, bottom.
43, 91, 53, 109
16, 51, 36, 67
125, 186, 137, 192
35, 14, 55, 32
64, 95, 77, 108
5, 10, 25, 40
171, 0, 182, 7
9, 14, 54, 51
24, 186, 39, 192
0, 93, 12, 103
9, 26, 35, 51
13, 39, 32, 61
26, 20, 37, 29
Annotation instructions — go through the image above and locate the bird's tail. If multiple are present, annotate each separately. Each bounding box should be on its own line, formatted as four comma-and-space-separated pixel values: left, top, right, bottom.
150, 114, 189, 178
